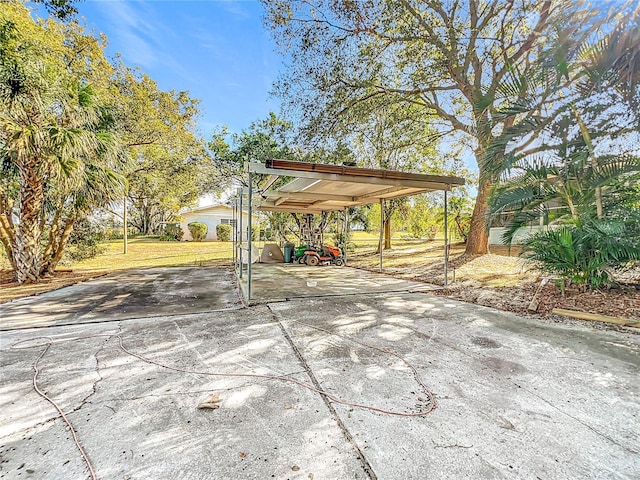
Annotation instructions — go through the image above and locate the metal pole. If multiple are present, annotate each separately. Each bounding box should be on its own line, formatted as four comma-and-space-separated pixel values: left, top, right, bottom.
379, 198, 384, 273
232, 196, 236, 270
247, 173, 253, 302
123, 195, 128, 254
444, 189, 448, 287
343, 208, 348, 264
238, 187, 243, 279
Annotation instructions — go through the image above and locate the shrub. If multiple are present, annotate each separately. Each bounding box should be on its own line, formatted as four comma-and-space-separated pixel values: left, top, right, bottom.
62, 219, 106, 263
216, 223, 231, 242
159, 223, 184, 241
188, 222, 208, 242
251, 225, 260, 241
521, 218, 640, 290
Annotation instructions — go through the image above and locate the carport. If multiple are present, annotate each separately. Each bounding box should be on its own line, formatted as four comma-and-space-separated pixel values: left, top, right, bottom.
232, 159, 465, 302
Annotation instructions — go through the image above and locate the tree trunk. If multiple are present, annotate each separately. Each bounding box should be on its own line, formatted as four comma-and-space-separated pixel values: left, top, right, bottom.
464, 174, 491, 256
384, 216, 391, 250
15, 169, 44, 284
42, 218, 75, 276
42, 208, 63, 264
0, 223, 16, 271
0, 212, 16, 270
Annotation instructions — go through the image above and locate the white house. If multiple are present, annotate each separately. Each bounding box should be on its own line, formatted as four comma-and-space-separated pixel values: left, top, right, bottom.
179, 204, 258, 241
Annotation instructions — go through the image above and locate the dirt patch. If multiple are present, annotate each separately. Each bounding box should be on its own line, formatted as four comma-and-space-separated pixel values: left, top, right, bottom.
0, 270, 108, 304
433, 281, 640, 321
349, 245, 640, 326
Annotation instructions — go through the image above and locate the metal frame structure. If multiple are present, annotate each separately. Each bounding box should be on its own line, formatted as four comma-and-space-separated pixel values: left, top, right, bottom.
233, 159, 465, 302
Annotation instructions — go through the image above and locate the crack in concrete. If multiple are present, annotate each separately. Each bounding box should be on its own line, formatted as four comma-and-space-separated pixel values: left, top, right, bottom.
268, 306, 377, 480
12, 328, 121, 438
69, 326, 121, 415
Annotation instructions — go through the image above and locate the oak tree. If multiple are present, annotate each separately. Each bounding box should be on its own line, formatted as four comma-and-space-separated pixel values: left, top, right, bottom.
261, 0, 608, 255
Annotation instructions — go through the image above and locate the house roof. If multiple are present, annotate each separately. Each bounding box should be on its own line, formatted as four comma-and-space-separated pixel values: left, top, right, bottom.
180, 203, 233, 215
249, 159, 466, 214
181, 203, 260, 219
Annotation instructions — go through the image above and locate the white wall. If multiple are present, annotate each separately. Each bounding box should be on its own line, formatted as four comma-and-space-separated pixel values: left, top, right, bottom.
489, 225, 547, 245
179, 208, 252, 241
181, 212, 226, 241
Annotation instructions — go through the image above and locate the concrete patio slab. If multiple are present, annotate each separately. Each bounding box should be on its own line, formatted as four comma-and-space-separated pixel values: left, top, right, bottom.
270, 293, 640, 479
1, 267, 638, 479
239, 263, 435, 303
0, 267, 241, 331
0, 308, 368, 479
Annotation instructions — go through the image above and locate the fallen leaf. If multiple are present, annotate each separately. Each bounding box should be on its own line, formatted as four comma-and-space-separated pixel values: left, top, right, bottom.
197, 394, 222, 410
292, 465, 300, 471
239, 452, 246, 458
308, 473, 314, 479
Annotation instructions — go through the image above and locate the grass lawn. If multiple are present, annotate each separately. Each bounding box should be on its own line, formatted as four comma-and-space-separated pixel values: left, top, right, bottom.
72, 237, 233, 272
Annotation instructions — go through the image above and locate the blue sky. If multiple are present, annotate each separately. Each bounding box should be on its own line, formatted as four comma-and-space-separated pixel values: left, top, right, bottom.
53, 0, 283, 137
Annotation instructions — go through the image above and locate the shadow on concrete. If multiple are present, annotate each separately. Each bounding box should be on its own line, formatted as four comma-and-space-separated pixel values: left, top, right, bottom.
239, 263, 436, 303
0, 267, 241, 331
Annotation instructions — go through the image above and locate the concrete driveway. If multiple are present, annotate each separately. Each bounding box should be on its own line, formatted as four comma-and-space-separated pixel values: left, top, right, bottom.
1, 266, 638, 479
0, 267, 241, 330
238, 263, 435, 303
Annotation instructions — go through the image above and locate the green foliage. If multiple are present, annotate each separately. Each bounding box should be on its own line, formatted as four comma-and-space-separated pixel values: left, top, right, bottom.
521, 219, 640, 290
159, 223, 183, 242
406, 195, 439, 240
62, 219, 106, 263
0, 4, 212, 282
488, 15, 640, 251
32, 0, 78, 19
250, 225, 260, 241
216, 223, 231, 242
113, 66, 210, 235
449, 194, 473, 242
209, 113, 298, 189
262, 0, 612, 254
331, 230, 355, 253
0, 3, 127, 281
188, 222, 208, 242
491, 154, 640, 244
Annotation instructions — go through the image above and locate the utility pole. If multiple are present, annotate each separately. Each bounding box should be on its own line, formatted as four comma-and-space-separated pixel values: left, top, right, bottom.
123, 195, 128, 254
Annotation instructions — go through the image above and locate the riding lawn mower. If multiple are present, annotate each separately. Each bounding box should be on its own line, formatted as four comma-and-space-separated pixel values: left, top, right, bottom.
302, 244, 345, 267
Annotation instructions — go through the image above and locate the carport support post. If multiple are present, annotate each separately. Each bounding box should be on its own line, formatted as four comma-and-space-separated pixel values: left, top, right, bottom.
379, 198, 384, 273
343, 208, 348, 263
238, 187, 243, 279
232, 196, 237, 271
444, 189, 448, 287
247, 172, 253, 301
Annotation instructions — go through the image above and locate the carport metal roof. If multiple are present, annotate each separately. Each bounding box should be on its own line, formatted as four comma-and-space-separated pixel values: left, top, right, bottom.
248, 159, 466, 213
237, 159, 467, 302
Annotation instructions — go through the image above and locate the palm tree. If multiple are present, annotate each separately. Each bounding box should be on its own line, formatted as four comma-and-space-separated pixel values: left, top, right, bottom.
490, 153, 640, 243
39, 135, 126, 276
488, 13, 640, 243
486, 15, 640, 288
0, 57, 120, 283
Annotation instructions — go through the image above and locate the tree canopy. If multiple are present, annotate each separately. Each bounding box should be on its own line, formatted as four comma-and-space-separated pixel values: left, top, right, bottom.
261, 0, 630, 255
0, 2, 211, 282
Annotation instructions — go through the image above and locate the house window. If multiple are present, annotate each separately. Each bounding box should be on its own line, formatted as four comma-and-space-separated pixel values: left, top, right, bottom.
220, 218, 236, 225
